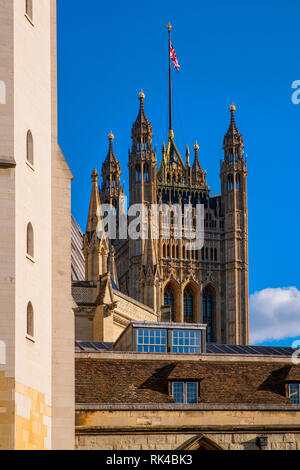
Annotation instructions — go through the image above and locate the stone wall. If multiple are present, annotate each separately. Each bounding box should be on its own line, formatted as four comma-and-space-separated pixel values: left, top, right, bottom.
75, 407, 300, 450
75, 431, 300, 451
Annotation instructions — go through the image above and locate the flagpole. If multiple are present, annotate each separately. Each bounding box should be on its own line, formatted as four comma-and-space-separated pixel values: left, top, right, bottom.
167, 22, 172, 133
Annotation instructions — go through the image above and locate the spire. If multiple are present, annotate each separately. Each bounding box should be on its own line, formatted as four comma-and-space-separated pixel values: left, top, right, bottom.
192, 141, 201, 171
223, 102, 244, 158
131, 90, 153, 143
191, 141, 208, 188
83, 169, 110, 282
86, 169, 101, 235
103, 130, 120, 169
100, 131, 123, 206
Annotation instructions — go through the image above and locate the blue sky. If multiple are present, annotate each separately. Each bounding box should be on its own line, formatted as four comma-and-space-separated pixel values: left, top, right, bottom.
57, 0, 300, 346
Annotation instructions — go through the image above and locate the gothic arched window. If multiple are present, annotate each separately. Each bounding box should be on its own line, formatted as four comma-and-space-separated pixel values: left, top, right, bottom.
27, 302, 34, 338
203, 286, 215, 342
26, 222, 34, 259
26, 130, 34, 166
184, 286, 194, 323
164, 286, 175, 320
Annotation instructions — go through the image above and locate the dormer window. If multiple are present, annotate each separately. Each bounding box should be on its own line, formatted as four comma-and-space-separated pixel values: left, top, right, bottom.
287, 383, 300, 404
171, 381, 199, 404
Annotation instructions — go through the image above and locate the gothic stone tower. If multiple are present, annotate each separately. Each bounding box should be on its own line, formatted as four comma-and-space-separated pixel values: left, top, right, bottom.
88, 92, 249, 345
0, 0, 74, 449
127, 91, 160, 311
125, 93, 248, 344
220, 103, 249, 344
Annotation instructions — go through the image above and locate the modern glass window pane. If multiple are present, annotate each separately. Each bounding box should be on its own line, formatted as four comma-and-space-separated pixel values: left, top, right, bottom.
172, 330, 201, 354
288, 384, 300, 404
173, 382, 184, 403
136, 328, 167, 352
186, 382, 198, 404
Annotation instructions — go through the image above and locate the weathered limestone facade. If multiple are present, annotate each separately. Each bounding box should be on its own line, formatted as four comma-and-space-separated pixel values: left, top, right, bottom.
75, 424, 300, 451
73, 276, 158, 343
72, 168, 158, 343
0, 0, 74, 450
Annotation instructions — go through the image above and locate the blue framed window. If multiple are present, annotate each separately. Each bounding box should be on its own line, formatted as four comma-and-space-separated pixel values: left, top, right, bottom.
136, 328, 167, 353
172, 382, 198, 404
172, 329, 201, 354
164, 287, 175, 320
288, 384, 300, 404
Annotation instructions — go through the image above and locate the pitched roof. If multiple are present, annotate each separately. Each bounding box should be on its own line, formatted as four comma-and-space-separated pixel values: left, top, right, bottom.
75, 358, 297, 405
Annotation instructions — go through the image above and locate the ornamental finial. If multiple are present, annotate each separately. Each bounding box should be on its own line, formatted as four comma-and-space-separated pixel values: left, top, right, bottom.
108, 130, 114, 142
193, 140, 200, 152
167, 22, 172, 31
138, 89, 145, 101
91, 169, 98, 183
229, 102, 236, 113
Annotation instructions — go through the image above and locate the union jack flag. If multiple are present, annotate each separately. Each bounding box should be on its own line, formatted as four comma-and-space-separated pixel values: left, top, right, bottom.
170, 42, 180, 71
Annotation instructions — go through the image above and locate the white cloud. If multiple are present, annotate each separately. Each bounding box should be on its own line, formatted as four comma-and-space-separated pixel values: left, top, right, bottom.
250, 287, 300, 344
